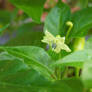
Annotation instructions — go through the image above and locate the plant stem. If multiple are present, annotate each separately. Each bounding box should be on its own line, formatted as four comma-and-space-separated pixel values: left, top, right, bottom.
57, 67, 61, 80
65, 21, 73, 43
73, 37, 85, 51
73, 37, 85, 77
66, 27, 72, 41
58, 53, 62, 80
56, 53, 62, 80
61, 67, 68, 79
75, 67, 80, 78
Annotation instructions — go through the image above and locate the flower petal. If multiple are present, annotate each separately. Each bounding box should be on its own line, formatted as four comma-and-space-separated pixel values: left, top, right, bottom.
60, 43, 71, 52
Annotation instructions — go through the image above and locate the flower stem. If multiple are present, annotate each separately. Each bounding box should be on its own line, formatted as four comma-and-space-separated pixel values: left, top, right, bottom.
73, 37, 85, 51
56, 53, 62, 80
75, 67, 80, 78
73, 37, 85, 77
65, 21, 73, 43
57, 67, 61, 80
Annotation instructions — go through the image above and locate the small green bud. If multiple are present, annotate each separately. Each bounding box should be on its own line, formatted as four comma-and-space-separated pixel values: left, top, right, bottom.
66, 21, 73, 28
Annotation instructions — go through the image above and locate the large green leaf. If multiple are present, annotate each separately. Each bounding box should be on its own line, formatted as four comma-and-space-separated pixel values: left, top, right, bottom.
82, 61, 92, 88
0, 52, 48, 85
0, 52, 48, 91
5, 23, 44, 46
0, 46, 55, 80
0, 52, 83, 92
70, 8, 92, 38
44, 2, 71, 36
53, 50, 92, 68
9, 0, 46, 23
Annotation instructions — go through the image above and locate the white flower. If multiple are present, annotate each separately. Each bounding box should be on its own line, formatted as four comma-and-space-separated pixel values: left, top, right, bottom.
41, 30, 71, 53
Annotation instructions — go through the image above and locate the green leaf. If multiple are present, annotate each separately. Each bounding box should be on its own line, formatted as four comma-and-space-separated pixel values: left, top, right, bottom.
82, 61, 92, 88
53, 50, 92, 68
0, 52, 48, 86
5, 23, 44, 47
61, 78, 83, 92
70, 8, 92, 38
44, 2, 71, 36
0, 46, 55, 80
0, 52, 83, 92
9, 0, 46, 23
0, 78, 83, 92
0, 52, 27, 79
0, 52, 49, 91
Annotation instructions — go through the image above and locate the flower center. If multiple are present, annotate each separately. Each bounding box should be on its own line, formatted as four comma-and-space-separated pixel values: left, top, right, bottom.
52, 43, 57, 49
